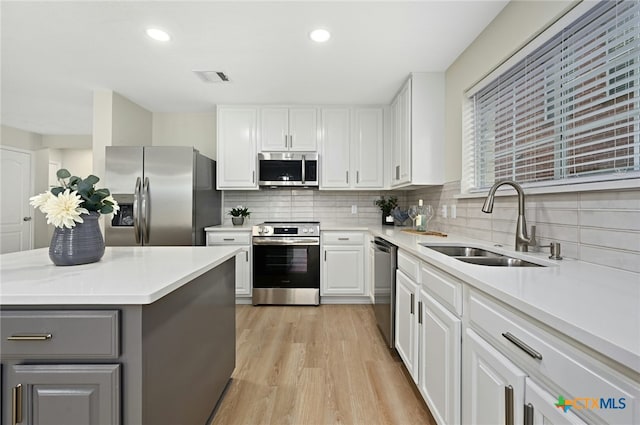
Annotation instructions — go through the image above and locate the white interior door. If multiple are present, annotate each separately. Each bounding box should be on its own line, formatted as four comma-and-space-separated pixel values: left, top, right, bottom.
1, 147, 33, 253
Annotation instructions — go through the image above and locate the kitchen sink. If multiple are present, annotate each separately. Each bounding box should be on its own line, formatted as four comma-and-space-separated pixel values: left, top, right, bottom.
421, 245, 503, 258
420, 244, 545, 267
455, 256, 543, 267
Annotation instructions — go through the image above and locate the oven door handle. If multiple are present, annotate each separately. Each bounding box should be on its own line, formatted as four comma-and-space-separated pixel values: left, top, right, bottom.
252, 237, 319, 246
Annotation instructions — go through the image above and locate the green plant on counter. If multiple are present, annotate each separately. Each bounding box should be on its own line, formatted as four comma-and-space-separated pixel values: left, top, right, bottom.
374, 196, 398, 216
228, 205, 251, 217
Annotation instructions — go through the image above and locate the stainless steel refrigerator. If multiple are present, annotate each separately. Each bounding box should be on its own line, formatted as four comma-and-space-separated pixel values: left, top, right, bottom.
105, 146, 221, 246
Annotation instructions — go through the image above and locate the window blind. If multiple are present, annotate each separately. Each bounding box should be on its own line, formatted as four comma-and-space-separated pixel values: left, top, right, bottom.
466, 0, 640, 192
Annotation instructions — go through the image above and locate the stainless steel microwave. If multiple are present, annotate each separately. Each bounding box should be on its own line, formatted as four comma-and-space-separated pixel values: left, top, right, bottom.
258, 152, 319, 187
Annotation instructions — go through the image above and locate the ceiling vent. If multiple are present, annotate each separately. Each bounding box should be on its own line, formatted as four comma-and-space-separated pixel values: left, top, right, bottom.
192, 70, 230, 83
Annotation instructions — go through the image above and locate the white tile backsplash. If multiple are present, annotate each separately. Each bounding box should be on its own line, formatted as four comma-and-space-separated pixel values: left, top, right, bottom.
405, 181, 639, 273
220, 183, 639, 273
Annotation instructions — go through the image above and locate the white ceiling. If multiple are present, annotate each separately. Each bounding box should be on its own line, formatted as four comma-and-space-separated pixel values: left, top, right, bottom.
1, 1, 508, 136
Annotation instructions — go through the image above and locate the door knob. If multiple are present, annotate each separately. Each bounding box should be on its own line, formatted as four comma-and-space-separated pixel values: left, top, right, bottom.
23, 217, 32, 221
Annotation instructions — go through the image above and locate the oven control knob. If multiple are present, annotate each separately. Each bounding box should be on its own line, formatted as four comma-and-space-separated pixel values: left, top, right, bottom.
258, 226, 265, 234
302, 228, 308, 233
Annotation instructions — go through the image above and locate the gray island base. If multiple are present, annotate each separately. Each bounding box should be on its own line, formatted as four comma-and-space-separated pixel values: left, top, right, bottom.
1, 257, 236, 425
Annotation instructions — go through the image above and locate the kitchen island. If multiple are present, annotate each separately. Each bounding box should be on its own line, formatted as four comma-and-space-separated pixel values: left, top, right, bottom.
0, 246, 240, 425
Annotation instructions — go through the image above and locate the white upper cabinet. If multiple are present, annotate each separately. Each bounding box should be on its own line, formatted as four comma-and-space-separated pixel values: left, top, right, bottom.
320, 108, 351, 188
391, 73, 444, 188
260, 107, 317, 151
352, 107, 384, 188
216, 106, 258, 190
320, 106, 384, 190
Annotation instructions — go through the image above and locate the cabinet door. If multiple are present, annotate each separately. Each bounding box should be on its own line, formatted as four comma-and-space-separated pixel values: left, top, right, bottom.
7, 364, 120, 425
420, 290, 461, 425
392, 80, 411, 187
260, 107, 289, 151
320, 108, 351, 188
353, 108, 383, 188
321, 245, 364, 295
289, 107, 318, 151
217, 107, 257, 189
399, 79, 412, 184
395, 269, 418, 382
235, 247, 252, 297
463, 329, 526, 425
525, 379, 587, 425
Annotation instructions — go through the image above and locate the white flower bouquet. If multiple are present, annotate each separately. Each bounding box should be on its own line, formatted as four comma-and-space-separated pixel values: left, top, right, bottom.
30, 169, 119, 228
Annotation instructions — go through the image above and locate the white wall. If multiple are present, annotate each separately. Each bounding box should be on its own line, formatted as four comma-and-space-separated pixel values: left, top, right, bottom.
1, 125, 43, 150
43, 134, 92, 149
61, 149, 93, 179
152, 112, 216, 160
443, 0, 577, 181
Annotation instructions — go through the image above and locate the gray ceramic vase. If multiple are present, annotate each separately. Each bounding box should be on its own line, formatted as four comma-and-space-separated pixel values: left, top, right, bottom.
232, 217, 245, 226
49, 212, 105, 266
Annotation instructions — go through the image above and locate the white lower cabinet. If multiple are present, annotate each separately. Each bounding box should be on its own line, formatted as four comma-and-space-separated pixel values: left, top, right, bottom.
395, 269, 419, 381
321, 232, 366, 298
206, 231, 252, 298
419, 290, 461, 425
525, 379, 587, 425
464, 328, 526, 425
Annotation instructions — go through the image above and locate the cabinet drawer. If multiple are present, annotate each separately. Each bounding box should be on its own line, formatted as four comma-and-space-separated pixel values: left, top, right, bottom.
322, 232, 364, 245
207, 232, 251, 245
398, 250, 420, 282
420, 264, 462, 316
468, 291, 638, 425
1, 310, 120, 359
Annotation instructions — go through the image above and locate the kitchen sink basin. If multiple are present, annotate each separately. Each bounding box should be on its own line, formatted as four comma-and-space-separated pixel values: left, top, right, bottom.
455, 256, 543, 267
421, 245, 503, 258
420, 244, 545, 267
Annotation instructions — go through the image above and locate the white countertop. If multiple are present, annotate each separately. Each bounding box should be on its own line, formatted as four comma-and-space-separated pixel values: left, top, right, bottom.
205, 225, 252, 232
353, 224, 639, 374
0, 246, 241, 305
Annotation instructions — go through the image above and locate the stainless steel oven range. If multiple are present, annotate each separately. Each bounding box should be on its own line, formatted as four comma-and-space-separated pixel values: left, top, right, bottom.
252, 221, 320, 305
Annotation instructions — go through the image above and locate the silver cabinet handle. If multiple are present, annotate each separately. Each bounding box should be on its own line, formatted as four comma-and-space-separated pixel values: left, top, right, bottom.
524, 403, 534, 425
418, 301, 423, 324
223, 238, 235, 241
12, 384, 22, 425
346, 170, 349, 184
289, 134, 293, 148
502, 332, 543, 360
245, 251, 249, 262
505, 385, 514, 425
410, 293, 414, 314
252, 170, 255, 184
356, 171, 359, 184
7, 333, 52, 341
22, 217, 32, 222
395, 165, 400, 180
338, 237, 349, 241
324, 250, 327, 261
284, 133, 288, 148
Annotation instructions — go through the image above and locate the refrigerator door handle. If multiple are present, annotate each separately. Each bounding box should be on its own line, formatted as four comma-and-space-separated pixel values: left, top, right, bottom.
142, 177, 150, 244
133, 177, 142, 244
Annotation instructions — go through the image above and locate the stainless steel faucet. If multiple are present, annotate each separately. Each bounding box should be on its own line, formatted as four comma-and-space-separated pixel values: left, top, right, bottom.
482, 180, 535, 252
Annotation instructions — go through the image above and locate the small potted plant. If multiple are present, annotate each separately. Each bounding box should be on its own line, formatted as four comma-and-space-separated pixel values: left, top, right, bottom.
374, 196, 398, 226
228, 205, 251, 226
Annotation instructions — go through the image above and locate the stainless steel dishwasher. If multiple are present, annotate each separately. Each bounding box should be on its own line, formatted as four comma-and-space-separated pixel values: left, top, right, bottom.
372, 236, 398, 348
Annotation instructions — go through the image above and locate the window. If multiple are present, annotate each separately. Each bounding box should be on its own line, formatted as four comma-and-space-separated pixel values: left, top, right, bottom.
464, 0, 640, 193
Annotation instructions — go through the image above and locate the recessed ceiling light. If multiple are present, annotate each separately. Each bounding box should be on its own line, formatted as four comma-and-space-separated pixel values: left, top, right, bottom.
146, 28, 171, 42
309, 29, 331, 43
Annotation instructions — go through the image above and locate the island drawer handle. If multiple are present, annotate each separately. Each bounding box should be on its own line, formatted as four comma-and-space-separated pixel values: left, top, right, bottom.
7, 333, 52, 341
502, 332, 542, 360
223, 238, 235, 241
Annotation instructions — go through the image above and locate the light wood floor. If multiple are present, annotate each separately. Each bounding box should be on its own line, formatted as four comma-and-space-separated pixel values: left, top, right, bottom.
210, 304, 436, 425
